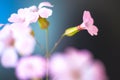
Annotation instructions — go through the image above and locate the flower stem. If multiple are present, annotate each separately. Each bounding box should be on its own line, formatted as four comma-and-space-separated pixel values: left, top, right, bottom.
35, 39, 45, 53
45, 29, 49, 80
45, 29, 49, 57
50, 34, 64, 54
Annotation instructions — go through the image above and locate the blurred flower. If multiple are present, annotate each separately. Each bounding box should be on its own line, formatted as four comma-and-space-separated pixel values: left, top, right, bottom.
8, 7, 39, 25
15, 56, 46, 80
1, 47, 18, 68
8, 2, 53, 25
11, 23, 36, 55
49, 48, 108, 80
77, 11, 98, 36
0, 23, 36, 56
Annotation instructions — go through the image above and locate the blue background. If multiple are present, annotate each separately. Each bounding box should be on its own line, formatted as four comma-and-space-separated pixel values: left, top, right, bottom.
0, 0, 120, 80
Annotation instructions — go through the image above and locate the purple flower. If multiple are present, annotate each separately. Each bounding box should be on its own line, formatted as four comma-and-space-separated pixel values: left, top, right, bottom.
49, 48, 108, 80
77, 11, 98, 36
15, 56, 46, 80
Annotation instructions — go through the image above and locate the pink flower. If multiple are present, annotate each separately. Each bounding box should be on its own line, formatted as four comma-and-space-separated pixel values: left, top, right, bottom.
77, 11, 98, 36
15, 56, 46, 80
8, 2, 53, 25
8, 8, 39, 25
49, 48, 108, 80
0, 23, 36, 56
11, 23, 36, 55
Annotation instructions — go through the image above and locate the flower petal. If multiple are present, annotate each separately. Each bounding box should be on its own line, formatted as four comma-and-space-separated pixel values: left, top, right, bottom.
83, 11, 94, 25
16, 56, 46, 80
1, 47, 18, 68
85, 25, 98, 36
38, 7, 52, 18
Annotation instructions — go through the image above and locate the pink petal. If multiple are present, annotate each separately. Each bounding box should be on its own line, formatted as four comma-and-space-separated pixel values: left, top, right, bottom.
0, 42, 5, 55
25, 12, 39, 23
16, 56, 46, 80
7, 23, 36, 55
49, 53, 69, 76
81, 60, 109, 80
83, 11, 94, 25
1, 47, 18, 68
29, 6, 37, 12
8, 13, 24, 23
86, 25, 98, 36
38, 7, 52, 18
15, 36, 36, 56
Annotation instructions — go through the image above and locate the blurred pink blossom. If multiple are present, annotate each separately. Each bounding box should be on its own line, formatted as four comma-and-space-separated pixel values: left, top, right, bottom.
15, 56, 46, 80
49, 48, 108, 80
77, 11, 98, 36
11, 23, 36, 55
1, 47, 18, 68
0, 23, 36, 56
8, 2, 53, 25
8, 8, 39, 25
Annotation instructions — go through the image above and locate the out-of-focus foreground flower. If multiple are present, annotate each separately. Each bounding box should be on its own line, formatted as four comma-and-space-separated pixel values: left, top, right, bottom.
0, 23, 36, 68
49, 48, 108, 80
15, 56, 46, 80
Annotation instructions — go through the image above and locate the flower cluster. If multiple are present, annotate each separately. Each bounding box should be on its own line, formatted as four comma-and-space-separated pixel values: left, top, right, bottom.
0, 1, 108, 80
8, 2, 53, 25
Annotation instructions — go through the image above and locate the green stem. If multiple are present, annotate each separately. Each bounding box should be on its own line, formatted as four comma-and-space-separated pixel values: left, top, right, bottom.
45, 29, 49, 57
50, 34, 64, 54
45, 29, 49, 80
35, 39, 45, 53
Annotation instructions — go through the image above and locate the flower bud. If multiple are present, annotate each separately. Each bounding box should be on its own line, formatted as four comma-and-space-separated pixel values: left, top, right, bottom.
38, 17, 49, 29
63, 27, 79, 37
